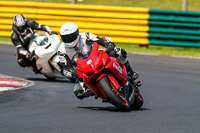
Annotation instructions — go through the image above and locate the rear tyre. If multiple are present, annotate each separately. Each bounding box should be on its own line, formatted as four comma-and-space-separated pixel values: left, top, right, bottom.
44, 75, 56, 81
47, 77, 56, 81
99, 77, 130, 112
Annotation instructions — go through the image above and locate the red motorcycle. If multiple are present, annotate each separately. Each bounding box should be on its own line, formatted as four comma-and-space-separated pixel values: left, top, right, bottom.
74, 42, 143, 112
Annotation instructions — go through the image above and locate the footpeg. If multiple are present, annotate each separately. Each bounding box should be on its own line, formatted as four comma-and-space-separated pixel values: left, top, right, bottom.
134, 80, 141, 88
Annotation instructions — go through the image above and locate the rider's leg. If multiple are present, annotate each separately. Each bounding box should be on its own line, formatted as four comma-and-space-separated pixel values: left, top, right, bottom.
57, 43, 69, 67
57, 51, 77, 78
114, 47, 139, 80
17, 54, 40, 74
74, 78, 94, 99
124, 60, 139, 80
114, 47, 143, 105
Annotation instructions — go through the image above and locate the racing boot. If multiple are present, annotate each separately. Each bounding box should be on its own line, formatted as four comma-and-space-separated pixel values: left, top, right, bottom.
114, 47, 139, 80
28, 62, 42, 74
124, 61, 139, 80
74, 79, 95, 99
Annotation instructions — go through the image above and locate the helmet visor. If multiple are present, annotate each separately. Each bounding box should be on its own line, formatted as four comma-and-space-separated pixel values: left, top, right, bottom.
61, 29, 79, 43
63, 35, 80, 48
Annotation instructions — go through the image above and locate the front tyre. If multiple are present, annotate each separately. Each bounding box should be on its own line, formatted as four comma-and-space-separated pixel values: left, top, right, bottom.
130, 92, 144, 109
68, 78, 76, 83
99, 76, 130, 112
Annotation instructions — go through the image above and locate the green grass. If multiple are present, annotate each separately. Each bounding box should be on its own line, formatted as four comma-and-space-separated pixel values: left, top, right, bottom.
2, 37, 200, 58
5, 0, 200, 11
117, 44, 200, 58
0, 37, 11, 42
2, 0, 200, 58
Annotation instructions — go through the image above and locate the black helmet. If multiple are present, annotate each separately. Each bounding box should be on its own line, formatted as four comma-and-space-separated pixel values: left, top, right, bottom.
13, 14, 27, 34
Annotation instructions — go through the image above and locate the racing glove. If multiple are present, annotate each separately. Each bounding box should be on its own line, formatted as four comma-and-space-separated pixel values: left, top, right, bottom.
41, 25, 53, 35
98, 37, 116, 52
105, 42, 116, 52
51, 31, 58, 35
25, 51, 38, 61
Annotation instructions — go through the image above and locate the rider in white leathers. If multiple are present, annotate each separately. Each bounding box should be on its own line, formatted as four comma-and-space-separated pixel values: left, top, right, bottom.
58, 22, 139, 99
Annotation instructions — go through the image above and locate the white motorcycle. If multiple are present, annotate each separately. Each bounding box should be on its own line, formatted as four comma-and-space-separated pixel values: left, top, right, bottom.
28, 32, 76, 82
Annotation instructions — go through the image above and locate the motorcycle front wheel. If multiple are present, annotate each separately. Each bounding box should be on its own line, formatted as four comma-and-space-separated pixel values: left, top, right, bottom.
99, 76, 131, 112
130, 92, 144, 109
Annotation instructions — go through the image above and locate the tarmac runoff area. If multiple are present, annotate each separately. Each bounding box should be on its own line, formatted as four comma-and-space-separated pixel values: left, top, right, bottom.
0, 74, 34, 92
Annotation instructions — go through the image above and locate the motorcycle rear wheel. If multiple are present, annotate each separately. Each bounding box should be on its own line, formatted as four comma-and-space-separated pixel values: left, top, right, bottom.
44, 75, 56, 81
99, 76, 130, 112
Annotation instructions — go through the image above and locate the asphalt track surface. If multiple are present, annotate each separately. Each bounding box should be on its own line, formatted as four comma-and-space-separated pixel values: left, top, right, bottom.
0, 43, 200, 133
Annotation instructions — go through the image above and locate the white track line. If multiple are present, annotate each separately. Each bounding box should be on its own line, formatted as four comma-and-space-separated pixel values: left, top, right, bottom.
0, 74, 34, 92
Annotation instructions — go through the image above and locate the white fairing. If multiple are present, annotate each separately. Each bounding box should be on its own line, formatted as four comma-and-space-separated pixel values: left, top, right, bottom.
29, 33, 61, 58
28, 32, 65, 79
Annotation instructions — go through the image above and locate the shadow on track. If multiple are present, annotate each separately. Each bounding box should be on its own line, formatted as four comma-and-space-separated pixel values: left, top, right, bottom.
26, 77, 73, 83
77, 106, 149, 112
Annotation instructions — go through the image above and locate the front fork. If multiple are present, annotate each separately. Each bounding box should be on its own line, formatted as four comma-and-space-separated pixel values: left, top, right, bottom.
106, 74, 134, 102
123, 77, 132, 102
124, 77, 141, 103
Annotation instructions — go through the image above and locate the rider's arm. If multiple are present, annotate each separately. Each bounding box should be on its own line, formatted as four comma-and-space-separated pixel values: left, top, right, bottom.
27, 20, 53, 34
83, 32, 128, 60
82, 32, 116, 51
82, 32, 128, 65
97, 37, 116, 52
57, 51, 78, 79
11, 31, 37, 61
11, 31, 28, 57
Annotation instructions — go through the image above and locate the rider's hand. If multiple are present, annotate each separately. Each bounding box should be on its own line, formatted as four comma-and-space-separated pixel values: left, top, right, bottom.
99, 37, 116, 53
47, 31, 58, 35
26, 52, 38, 61
43, 25, 53, 35
105, 42, 115, 52
51, 31, 58, 35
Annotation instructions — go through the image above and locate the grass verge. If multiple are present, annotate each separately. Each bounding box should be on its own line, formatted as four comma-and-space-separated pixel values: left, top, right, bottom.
117, 44, 200, 58
1, 37, 200, 58
0, 37, 11, 42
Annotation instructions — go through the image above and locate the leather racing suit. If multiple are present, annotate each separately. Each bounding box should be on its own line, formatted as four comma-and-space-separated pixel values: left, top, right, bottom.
57, 32, 139, 99
11, 20, 53, 73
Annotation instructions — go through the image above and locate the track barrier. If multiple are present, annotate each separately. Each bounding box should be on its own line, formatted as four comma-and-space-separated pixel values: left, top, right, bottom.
0, 1, 200, 47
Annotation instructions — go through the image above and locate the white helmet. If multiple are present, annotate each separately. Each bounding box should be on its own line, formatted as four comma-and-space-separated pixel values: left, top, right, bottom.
60, 22, 80, 48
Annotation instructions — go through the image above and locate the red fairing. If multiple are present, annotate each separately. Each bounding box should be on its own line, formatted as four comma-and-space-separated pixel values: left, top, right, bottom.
74, 42, 128, 98
103, 56, 128, 85
75, 42, 105, 78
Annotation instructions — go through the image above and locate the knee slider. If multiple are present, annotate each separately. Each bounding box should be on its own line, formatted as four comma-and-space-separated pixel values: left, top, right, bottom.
114, 47, 127, 58
17, 59, 27, 67
121, 49, 127, 58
